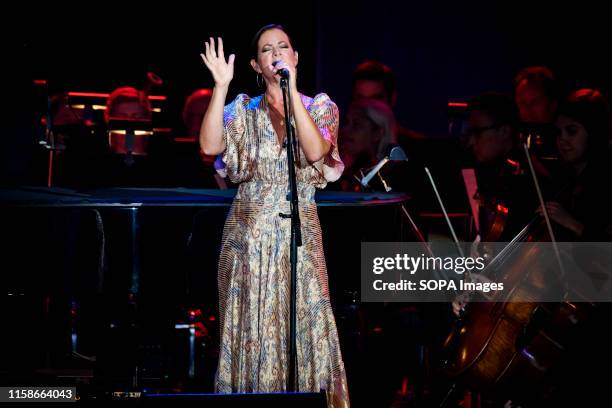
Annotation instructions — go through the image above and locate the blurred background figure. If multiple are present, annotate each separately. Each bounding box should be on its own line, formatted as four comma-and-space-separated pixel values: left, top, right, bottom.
340, 99, 397, 175
49, 93, 86, 153
105, 86, 153, 123
182, 88, 212, 141
345, 70, 433, 408
337, 98, 398, 191
514, 66, 560, 125
104, 86, 153, 185
513, 66, 562, 163
352, 60, 398, 106
105, 86, 153, 160
177, 88, 226, 188
351, 61, 425, 151
50, 93, 109, 188
101, 84, 223, 188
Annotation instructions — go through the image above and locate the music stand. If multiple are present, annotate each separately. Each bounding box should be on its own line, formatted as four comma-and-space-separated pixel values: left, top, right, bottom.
107, 119, 153, 166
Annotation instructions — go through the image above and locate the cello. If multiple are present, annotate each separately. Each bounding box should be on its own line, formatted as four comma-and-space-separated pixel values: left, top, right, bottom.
439, 144, 597, 403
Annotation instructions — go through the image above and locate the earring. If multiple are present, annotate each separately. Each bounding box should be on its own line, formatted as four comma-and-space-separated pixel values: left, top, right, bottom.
256, 73, 264, 89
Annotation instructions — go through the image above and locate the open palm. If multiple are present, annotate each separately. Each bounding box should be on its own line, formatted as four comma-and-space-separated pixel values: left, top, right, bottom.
200, 37, 235, 87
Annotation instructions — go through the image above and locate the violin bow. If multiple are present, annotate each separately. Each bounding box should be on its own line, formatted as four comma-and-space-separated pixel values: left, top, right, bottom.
424, 167, 471, 307
425, 167, 465, 258
522, 143, 568, 297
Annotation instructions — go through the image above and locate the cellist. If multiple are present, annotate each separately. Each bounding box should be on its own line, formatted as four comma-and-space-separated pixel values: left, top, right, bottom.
453, 93, 539, 316
537, 88, 612, 241
462, 93, 539, 244
534, 88, 612, 406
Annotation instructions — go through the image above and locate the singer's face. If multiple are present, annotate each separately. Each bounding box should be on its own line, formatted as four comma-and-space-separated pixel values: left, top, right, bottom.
254, 29, 297, 79
555, 115, 588, 164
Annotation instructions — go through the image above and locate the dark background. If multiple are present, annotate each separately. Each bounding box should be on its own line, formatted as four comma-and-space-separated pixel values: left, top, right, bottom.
2, 2, 610, 403
4, 0, 611, 183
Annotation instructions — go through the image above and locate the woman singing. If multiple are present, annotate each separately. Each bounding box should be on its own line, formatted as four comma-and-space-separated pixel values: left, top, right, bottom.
199, 24, 349, 407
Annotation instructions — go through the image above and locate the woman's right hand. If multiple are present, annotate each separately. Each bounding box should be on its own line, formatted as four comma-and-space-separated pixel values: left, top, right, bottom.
200, 37, 235, 88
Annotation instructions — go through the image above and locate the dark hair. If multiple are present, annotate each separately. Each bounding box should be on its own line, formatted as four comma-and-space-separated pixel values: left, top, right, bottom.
250, 24, 295, 60
513, 66, 561, 101
468, 92, 519, 130
557, 88, 611, 157
352, 61, 396, 104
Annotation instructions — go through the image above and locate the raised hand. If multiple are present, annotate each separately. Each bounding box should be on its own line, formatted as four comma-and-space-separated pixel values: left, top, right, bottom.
200, 37, 235, 88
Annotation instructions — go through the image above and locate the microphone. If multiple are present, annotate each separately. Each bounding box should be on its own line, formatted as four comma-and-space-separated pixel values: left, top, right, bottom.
360, 146, 408, 188
272, 61, 290, 78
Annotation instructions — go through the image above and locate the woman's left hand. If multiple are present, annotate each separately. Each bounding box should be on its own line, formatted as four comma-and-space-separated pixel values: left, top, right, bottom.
536, 201, 584, 236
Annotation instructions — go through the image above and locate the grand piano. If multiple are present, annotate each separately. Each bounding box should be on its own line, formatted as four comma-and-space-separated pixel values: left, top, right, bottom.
0, 187, 414, 396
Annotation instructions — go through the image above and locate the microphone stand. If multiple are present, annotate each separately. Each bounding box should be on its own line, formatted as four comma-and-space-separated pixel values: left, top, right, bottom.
279, 75, 302, 392
35, 80, 56, 187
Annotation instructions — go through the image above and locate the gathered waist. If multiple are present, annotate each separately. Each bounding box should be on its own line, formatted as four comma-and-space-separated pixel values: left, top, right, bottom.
235, 180, 316, 205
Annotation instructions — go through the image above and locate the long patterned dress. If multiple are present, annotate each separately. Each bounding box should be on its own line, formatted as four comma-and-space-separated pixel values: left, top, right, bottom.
214, 92, 350, 407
